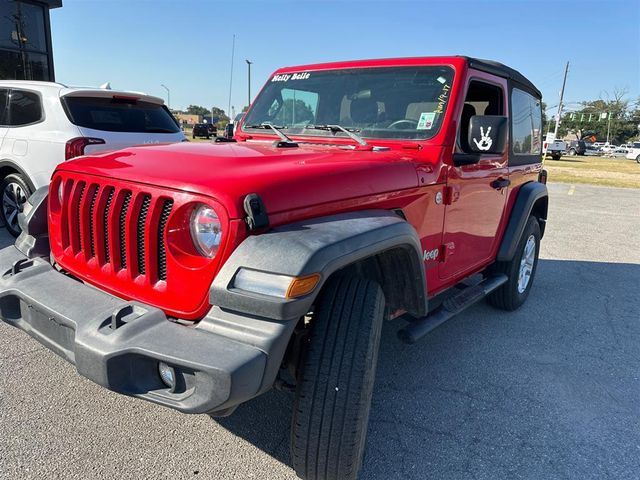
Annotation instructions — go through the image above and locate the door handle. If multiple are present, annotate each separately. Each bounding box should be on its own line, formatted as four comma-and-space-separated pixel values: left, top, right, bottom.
491, 178, 511, 189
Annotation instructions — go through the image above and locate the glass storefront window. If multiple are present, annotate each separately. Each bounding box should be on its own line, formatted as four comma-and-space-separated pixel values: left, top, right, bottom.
0, 50, 50, 81
0, 1, 47, 53
0, 1, 51, 81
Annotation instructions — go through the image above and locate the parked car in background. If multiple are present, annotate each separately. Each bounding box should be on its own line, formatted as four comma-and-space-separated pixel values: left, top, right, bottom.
0, 81, 185, 235
625, 142, 640, 163
584, 143, 601, 156
565, 139, 586, 156
600, 144, 618, 154
192, 123, 212, 139
232, 112, 245, 136
543, 135, 566, 160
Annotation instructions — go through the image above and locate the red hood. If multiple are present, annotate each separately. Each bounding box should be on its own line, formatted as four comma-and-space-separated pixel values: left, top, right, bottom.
57, 141, 421, 219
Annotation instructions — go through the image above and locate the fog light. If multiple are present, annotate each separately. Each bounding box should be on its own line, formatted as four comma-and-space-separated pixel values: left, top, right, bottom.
158, 362, 176, 392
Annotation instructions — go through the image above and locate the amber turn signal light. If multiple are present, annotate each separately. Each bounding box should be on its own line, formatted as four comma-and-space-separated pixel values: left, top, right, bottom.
286, 273, 321, 299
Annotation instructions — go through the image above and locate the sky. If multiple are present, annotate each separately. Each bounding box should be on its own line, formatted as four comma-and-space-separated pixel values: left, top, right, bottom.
50, 0, 640, 116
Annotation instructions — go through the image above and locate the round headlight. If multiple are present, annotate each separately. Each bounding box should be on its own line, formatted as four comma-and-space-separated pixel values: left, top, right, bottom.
190, 204, 222, 258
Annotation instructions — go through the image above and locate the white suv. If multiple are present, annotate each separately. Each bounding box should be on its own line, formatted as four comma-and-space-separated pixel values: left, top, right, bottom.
0, 81, 186, 235
625, 142, 640, 163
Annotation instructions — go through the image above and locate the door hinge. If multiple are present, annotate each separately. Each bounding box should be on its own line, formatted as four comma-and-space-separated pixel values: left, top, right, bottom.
440, 242, 455, 262
443, 186, 454, 205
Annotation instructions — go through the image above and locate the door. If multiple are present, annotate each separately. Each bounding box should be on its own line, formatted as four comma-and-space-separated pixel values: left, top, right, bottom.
439, 77, 509, 280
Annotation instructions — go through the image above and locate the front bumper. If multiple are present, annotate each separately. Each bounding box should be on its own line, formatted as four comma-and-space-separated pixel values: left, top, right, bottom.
0, 246, 295, 415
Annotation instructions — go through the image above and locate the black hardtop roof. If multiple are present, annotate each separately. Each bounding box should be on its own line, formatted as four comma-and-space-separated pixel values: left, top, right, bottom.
462, 56, 541, 98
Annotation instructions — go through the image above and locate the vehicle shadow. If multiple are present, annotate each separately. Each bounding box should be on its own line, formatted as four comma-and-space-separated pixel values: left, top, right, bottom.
209, 259, 640, 479
548, 157, 586, 163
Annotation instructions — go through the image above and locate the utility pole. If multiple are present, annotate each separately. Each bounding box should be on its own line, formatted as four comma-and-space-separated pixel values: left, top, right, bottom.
227, 34, 236, 121
544, 61, 569, 160
606, 112, 612, 143
246, 59, 253, 108
160, 84, 170, 110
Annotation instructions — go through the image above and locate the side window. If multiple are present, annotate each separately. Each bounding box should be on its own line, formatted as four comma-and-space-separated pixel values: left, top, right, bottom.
272, 87, 318, 126
511, 88, 542, 155
0, 88, 8, 125
459, 80, 504, 152
7, 90, 43, 126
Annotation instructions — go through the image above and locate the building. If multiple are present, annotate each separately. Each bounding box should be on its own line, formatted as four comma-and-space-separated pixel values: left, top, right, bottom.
0, 0, 62, 81
174, 113, 201, 126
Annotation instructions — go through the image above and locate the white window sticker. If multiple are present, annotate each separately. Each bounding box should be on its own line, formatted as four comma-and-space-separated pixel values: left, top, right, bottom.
437, 76, 447, 84
417, 112, 436, 130
271, 72, 311, 82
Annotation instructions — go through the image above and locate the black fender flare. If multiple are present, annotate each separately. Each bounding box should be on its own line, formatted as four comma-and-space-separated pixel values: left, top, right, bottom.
497, 182, 548, 262
210, 210, 428, 321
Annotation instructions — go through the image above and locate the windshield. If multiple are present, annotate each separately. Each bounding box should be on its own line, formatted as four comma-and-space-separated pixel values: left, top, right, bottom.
243, 66, 455, 141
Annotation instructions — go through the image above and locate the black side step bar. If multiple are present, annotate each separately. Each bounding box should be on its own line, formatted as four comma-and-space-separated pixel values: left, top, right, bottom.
398, 274, 508, 344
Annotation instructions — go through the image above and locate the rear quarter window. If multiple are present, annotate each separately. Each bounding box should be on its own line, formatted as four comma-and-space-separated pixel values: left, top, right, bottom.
7, 90, 43, 126
62, 96, 180, 133
511, 88, 542, 155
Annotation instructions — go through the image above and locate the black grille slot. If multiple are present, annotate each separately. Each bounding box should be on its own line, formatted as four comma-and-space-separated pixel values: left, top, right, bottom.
137, 195, 151, 275
88, 186, 99, 257
157, 200, 173, 281
119, 192, 132, 269
76, 183, 86, 251
103, 188, 115, 263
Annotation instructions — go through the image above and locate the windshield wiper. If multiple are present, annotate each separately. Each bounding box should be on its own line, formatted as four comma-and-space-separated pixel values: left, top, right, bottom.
245, 123, 295, 144
304, 124, 369, 147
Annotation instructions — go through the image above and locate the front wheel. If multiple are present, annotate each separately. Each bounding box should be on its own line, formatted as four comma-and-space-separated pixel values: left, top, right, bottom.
291, 276, 385, 480
0, 173, 32, 237
568, 148, 577, 156
487, 216, 541, 311
636, 154, 640, 164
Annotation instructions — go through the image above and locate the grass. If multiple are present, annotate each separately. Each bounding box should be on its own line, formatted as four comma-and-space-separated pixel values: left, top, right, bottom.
544, 155, 640, 189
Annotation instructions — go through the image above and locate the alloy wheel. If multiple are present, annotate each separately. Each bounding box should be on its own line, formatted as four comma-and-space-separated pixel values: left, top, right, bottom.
517, 235, 536, 294
2, 181, 28, 231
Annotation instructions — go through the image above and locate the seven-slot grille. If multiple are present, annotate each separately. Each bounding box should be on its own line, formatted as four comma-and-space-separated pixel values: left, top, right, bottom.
59, 178, 174, 283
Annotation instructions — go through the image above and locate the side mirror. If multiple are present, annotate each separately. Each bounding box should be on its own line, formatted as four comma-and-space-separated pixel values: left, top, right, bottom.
467, 115, 507, 155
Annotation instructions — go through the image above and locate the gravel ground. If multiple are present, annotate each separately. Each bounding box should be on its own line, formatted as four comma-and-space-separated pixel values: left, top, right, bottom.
0, 182, 639, 480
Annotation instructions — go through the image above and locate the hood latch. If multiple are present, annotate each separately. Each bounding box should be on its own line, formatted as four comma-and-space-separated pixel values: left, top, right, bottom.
244, 193, 269, 230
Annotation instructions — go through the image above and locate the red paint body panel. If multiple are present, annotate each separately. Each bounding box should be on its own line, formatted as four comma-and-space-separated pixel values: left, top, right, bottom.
48, 56, 543, 320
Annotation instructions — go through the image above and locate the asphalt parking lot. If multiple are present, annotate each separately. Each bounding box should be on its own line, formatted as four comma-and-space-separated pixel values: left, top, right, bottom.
0, 182, 639, 480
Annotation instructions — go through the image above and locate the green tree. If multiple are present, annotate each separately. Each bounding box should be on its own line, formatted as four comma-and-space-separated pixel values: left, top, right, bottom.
273, 99, 314, 125
186, 105, 210, 116
557, 89, 638, 143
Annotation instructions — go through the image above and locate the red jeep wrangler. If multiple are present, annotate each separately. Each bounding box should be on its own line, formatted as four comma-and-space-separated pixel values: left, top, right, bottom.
1, 56, 547, 480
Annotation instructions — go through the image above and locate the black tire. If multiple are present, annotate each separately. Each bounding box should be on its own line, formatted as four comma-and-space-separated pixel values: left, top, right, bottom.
192, 133, 196, 139
636, 155, 640, 164
551, 153, 561, 160
568, 148, 577, 156
0, 173, 32, 237
291, 276, 385, 480
487, 216, 541, 311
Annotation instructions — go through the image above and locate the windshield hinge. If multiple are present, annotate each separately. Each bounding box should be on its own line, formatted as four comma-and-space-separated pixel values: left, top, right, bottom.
273, 140, 298, 148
